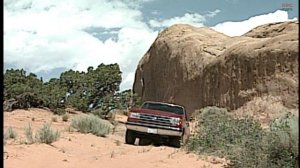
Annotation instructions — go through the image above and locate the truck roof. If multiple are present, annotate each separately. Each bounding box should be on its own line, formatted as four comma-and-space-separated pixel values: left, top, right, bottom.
143, 101, 185, 109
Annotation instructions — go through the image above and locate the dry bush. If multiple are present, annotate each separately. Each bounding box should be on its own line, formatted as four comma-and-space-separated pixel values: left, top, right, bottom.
267, 113, 299, 167
52, 116, 58, 122
187, 106, 299, 168
62, 114, 69, 122
4, 126, 18, 140
24, 123, 34, 144
35, 123, 60, 144
232, 95, 290, 126
70, 114, 111, 137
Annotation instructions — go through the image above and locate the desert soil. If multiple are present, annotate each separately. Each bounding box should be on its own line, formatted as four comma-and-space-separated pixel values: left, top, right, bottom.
4, 108, 227, 168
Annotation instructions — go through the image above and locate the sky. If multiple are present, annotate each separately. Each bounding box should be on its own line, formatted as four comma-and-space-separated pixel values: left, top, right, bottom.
4, 0, 299, 91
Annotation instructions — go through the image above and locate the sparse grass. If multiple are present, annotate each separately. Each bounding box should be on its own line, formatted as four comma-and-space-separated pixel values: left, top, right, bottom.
167, 149, 179, 158
199, 164, 212, 168
4, 126, 18, 140
35, 123, 60, 144
114, 140, 121, 146
24, 123, 34, 144
70, 114, 111, 137
52, 116, 58, 122
187, 106, 299, 168
111, 125, 117, 134
138, 146, 153, 154
62, 114, 69, 122
64, 125, 75, 132
110, 150, 115, 158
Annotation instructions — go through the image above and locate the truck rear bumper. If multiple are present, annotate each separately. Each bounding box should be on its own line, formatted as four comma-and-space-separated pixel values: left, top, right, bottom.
126, 122, 182, 137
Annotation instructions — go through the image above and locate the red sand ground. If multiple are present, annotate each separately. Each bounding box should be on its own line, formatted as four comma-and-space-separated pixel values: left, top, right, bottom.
4, 108, 227, 168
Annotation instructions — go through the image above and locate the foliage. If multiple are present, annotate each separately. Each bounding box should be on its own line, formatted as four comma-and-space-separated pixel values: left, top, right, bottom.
187, 106, 299, 168
61, 63, 122, 112
267, 113, 299, 167
4, 127, 18, 140
90, 89, 142, 119
3, 63, 123, 113
35, 123, 60, 144
3, 98, 18, 112
91, 108, 108, 119
52, 108, 66, 115
131, 93, 142, 108
93, 94, 118, 118
41, 79, 67, 110
114, 89, 142, 109
70, 115, 111, 137
4, 69, 44, 111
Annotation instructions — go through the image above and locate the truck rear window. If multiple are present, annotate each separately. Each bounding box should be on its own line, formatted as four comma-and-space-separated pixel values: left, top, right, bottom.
141, 102, 184, 115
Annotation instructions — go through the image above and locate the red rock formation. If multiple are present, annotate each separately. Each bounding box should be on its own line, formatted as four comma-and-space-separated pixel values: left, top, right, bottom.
133, 21, 298, 115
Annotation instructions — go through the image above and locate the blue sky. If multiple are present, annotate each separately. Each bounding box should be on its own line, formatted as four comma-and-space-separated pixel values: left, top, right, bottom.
141, 0, 298, 25
4, 0, 298, 91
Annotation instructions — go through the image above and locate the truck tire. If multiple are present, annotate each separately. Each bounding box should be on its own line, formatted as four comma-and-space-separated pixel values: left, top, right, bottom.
170, 137, 181, 148
125, 129, 136, 145
138, 138, 151, 146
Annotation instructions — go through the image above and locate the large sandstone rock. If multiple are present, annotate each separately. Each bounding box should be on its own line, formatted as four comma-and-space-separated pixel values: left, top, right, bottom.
133, 21, 298, 115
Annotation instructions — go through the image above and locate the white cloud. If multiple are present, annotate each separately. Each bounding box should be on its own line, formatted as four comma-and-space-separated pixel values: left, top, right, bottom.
148, 9, 222, 28
4, 0, 158, 91
5, 0, 145, 31
206, 9, 221, 18
211, 10, 297, 37
149, 13, 206, 28
4, 0, 219, 91
4, 0, 298, 93
121, 72, 136, 91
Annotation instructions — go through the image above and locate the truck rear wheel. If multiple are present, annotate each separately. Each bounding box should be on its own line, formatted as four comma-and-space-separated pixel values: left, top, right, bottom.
125, 129, 136, 145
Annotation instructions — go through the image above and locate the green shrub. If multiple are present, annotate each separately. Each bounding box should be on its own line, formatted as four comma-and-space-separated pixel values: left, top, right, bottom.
91, 108, 107, 119
70, 114, 111, 137
24, 123, 34, 144
187, 107, 266, 167
35, 123, 60, 144
187, 106, 299, 168
52, 108, 66, 115
4, 126, 18, 140
266, 113, 299, 167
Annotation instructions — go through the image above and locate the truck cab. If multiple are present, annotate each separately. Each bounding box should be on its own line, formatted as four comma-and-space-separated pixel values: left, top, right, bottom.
125, 101, 190, 148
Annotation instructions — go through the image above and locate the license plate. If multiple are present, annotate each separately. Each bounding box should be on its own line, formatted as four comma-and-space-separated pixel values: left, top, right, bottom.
147, 128, 157, 134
